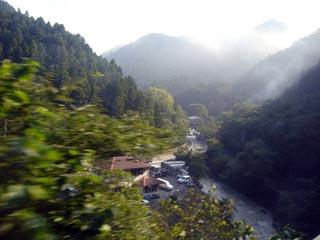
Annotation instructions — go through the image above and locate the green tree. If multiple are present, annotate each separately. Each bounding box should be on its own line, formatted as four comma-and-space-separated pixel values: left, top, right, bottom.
156, 189, 256, 240
0, 61, 173, 239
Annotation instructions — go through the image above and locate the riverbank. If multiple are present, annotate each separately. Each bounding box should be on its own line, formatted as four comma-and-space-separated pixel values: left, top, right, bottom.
200, 178, 275, 240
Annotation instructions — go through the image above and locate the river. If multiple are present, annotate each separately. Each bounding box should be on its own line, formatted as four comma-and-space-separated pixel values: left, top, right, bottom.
186, 135, 275, 239
153, 135, 275, 239
200, 177, 275, 239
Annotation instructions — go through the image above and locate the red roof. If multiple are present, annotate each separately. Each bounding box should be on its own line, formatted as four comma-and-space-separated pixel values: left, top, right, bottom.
97, 156, 150, 171
137, 176, 163, 187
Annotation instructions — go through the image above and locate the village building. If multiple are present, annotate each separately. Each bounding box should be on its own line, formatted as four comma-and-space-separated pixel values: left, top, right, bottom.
96, 156, 150, 178
136, 175, 163, 193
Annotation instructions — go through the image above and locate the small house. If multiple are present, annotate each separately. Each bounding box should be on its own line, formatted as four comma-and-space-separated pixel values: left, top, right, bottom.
137, 175, 163, 193
97, 156, 150, 177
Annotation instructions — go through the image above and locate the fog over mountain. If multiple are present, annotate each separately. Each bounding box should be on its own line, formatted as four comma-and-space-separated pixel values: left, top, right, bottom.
103, 33, 222, 91
234, 28, 320, 102
102, 23, 289, 95
103, 23, 320, 119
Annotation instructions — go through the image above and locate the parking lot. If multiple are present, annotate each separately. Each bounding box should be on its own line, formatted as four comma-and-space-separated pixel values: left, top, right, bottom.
144, 175, 192, 208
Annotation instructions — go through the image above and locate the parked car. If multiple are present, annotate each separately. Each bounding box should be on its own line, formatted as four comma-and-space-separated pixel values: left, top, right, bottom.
159, 183, 174, 191
177, 175, 191, 184
143, 193, 160, 200
177, 170, 189, 179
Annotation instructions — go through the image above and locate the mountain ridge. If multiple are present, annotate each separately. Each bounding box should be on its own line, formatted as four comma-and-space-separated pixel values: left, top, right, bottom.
102, 32, 270, 93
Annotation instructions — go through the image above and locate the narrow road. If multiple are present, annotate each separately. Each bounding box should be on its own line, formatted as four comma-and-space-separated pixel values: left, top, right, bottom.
187, 135, 208, 153
151, 153, 175, 166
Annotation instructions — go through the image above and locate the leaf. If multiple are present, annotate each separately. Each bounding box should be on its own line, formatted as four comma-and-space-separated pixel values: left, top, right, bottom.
14, 90, 29, 103
27, 185, 49, 200
43, 150, 61, 161
100, 224, 111, 232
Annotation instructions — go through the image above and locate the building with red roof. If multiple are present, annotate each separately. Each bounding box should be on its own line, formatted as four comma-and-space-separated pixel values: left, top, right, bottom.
137, 175, 163, 193
97, 156, 150, 177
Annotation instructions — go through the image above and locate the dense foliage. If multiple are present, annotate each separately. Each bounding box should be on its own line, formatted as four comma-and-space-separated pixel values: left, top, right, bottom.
204, 62, 320, 239
0, 60, 178, 239
144, 87, 188, 133
156, 189, 255, 240
175, 82, 232, 116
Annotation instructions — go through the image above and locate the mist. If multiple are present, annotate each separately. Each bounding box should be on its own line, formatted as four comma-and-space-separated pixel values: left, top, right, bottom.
234, 28, 320, 102
103, 19, 295, 95
102, 24, 320, 117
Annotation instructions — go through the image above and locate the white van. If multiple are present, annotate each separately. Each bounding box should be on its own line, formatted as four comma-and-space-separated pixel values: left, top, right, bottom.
159, 183, 174, 191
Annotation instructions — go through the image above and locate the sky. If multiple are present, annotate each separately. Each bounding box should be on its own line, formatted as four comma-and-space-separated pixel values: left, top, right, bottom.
6, 0, 320, 55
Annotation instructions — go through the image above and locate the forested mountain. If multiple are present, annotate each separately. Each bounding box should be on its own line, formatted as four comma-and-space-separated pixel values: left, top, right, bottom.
104, 30, 314, 117
102, 32, 285, 117
177, 29, 320, 117
205, 61, 320, 239
102, 33, 273, 95
233, 29, 320, 102
0, 2, 187, 136
103, 33, 221, 91
0, 2, 134, 110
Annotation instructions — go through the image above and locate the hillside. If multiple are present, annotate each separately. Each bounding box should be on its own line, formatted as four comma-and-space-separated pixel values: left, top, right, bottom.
176, 29, 320, 116
0, 1, 132, 112
205, 61, 320, 239
0, 2, 188, 136
103, 30, 306, 117
233, 29, 320, 102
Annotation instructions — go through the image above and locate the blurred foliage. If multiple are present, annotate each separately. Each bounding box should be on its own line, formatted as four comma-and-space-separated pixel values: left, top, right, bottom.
269, 225, 304, 240
0, 60, 178, 239
156, 189, 256, 240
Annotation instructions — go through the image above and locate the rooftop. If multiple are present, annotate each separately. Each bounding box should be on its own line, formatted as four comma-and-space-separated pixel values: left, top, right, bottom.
137, 176, 163, 187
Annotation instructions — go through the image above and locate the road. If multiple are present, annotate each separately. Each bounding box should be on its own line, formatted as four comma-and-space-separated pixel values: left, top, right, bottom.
151, 135, 207, 166
187, 135, 208, 153
151, 153, 175, 166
